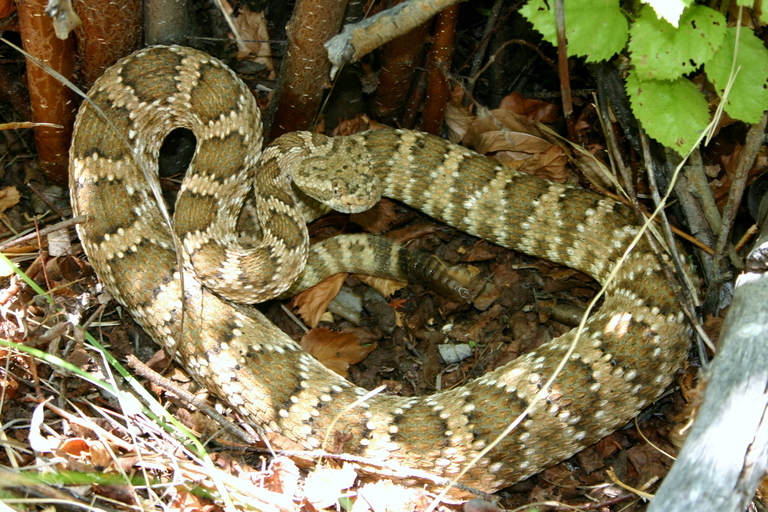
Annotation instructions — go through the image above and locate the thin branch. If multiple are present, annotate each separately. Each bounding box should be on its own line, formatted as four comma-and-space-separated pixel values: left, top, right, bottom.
0, 216, 86, 252
705, 111, 768, 312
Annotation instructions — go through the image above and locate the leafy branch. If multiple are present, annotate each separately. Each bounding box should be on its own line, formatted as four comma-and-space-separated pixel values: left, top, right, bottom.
521, 0, 768, 154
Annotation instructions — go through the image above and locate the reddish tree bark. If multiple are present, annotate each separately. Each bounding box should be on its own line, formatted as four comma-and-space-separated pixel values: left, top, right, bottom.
371, 0, 431, 126
0, 0, 15, 17
420, 4, 459, 134
265, 0, 347, 139
74, 0, 143, 88
16, 0, 78, 185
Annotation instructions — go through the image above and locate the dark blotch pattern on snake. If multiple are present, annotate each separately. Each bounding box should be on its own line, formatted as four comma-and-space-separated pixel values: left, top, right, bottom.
70, 46, 691, 494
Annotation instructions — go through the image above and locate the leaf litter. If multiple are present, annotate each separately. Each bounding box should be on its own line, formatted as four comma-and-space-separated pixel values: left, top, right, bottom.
0, 87, 712, 511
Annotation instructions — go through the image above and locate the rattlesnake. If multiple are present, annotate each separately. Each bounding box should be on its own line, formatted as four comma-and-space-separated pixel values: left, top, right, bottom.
70, 46, 692, 494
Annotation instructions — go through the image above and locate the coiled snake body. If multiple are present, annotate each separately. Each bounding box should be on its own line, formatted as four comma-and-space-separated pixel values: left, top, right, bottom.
70, 46, 691, 493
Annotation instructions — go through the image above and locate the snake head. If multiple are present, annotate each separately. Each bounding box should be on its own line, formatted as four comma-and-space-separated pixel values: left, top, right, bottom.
293, 140, 382, 213
328, 173, 381, 213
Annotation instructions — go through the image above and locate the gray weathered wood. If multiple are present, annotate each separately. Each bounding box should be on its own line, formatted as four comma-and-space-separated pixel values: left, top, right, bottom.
649, 236, 768, 511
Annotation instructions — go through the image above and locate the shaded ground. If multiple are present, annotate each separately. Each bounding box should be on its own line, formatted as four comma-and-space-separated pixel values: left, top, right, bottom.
0, 172, 702, 510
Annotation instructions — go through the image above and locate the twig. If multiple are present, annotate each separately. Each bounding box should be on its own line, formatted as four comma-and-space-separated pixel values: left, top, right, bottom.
465, 0, 503, 99
640, 130, 714, 358
735, 224, 760, 253
470, 39, 557, 87
598, 83, 711, 357
596, 188, 714, 255
325, 0, 461, 77
596, 72, 635, 201
554, 0, 574, 140
125, 355, 259, 445
679, 148, 741, 271
705, 111, 768, 312
26, 182, 67, 219
0, 215, 85, 252
80, 303, 107, 331
211, 445, 494, 499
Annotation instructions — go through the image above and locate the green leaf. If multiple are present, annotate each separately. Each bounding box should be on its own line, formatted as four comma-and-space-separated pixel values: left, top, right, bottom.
520, 0, 628, 62
520, 0, 557, 43
629, 4, 726, 81
567, 0, 628, 61
642, 0, 694, 27
706, 27, 768, 123
625, 70, 710, 155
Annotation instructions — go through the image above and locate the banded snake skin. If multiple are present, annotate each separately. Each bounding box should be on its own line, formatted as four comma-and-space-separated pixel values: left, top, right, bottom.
69, 46, 691, 494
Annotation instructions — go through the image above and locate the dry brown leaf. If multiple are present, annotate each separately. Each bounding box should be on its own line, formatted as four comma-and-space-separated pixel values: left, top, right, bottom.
55, 438, 89, 457
0, 1, 16, 19
626, 441, 670, 483
575, 446, 605, 475
263, 456, 301, 500
89, 441, 113, 469
444, 90, 475, 143
293, 273, 347, 327
219, 1, 274, 78
54, 437, 116, 471
170, 488, 215, 512
0, 369, 18, 400
0, 186, 20, 212
355, 274, 406, 297
350, 198, 398, 234
516, 143, 569, 183
464, 107, 543, 145
461, 108, 567, 180
473, 130, 551, 157
300, 327, 376, 377
595, 434, 623, 459
463, 240, 502, 262
145, 348, 173, 371
385, 221, 441, 244
573, 151, 615, 190
499, 91, 560, 123
333, 114, 371, 136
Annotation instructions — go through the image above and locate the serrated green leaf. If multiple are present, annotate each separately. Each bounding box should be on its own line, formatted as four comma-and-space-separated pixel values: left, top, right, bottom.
706, 27, 768, 123
642, 0, 693, 27
520, 0, 558, 43
629, 5, 726, 81
625, 70, 710, 155
520, 0, 627, 62
567, 0, 628, 62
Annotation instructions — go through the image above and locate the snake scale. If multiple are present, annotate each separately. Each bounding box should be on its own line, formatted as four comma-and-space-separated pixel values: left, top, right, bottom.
69, 46, 691, 494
